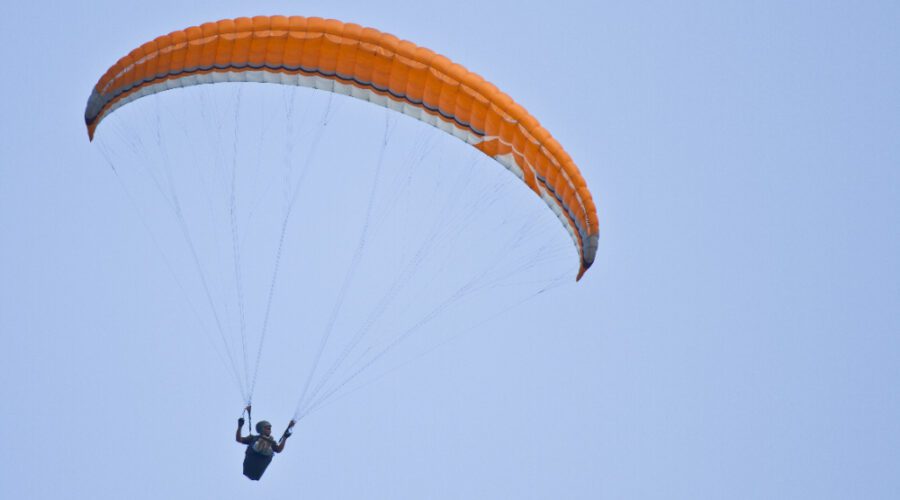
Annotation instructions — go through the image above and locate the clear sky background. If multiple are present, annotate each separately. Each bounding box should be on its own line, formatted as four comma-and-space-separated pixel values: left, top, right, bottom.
2, 1, 899, 499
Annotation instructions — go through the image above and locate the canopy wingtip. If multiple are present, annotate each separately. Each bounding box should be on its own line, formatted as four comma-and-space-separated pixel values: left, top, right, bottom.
576, 266, 586, 282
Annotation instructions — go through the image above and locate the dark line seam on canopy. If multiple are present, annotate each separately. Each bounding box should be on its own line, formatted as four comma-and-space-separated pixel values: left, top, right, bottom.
535, 173, 588, 256
87, 63, 487, 137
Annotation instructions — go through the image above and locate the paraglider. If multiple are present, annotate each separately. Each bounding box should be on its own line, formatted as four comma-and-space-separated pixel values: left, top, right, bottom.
236, 406, 295, 480
85, 15, 599, 480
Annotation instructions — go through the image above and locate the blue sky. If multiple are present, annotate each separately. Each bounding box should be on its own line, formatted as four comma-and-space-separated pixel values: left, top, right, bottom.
1, 1, 898, 499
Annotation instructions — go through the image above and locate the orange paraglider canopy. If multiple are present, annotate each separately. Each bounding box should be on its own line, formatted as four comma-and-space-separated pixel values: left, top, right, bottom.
85, 15, 598, 277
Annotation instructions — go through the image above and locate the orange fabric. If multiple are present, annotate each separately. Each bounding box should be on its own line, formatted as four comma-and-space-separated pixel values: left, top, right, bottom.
85, 16, 598, 277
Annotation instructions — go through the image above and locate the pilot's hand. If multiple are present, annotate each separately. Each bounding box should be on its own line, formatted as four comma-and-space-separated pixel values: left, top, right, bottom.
238, 417, 245, 427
